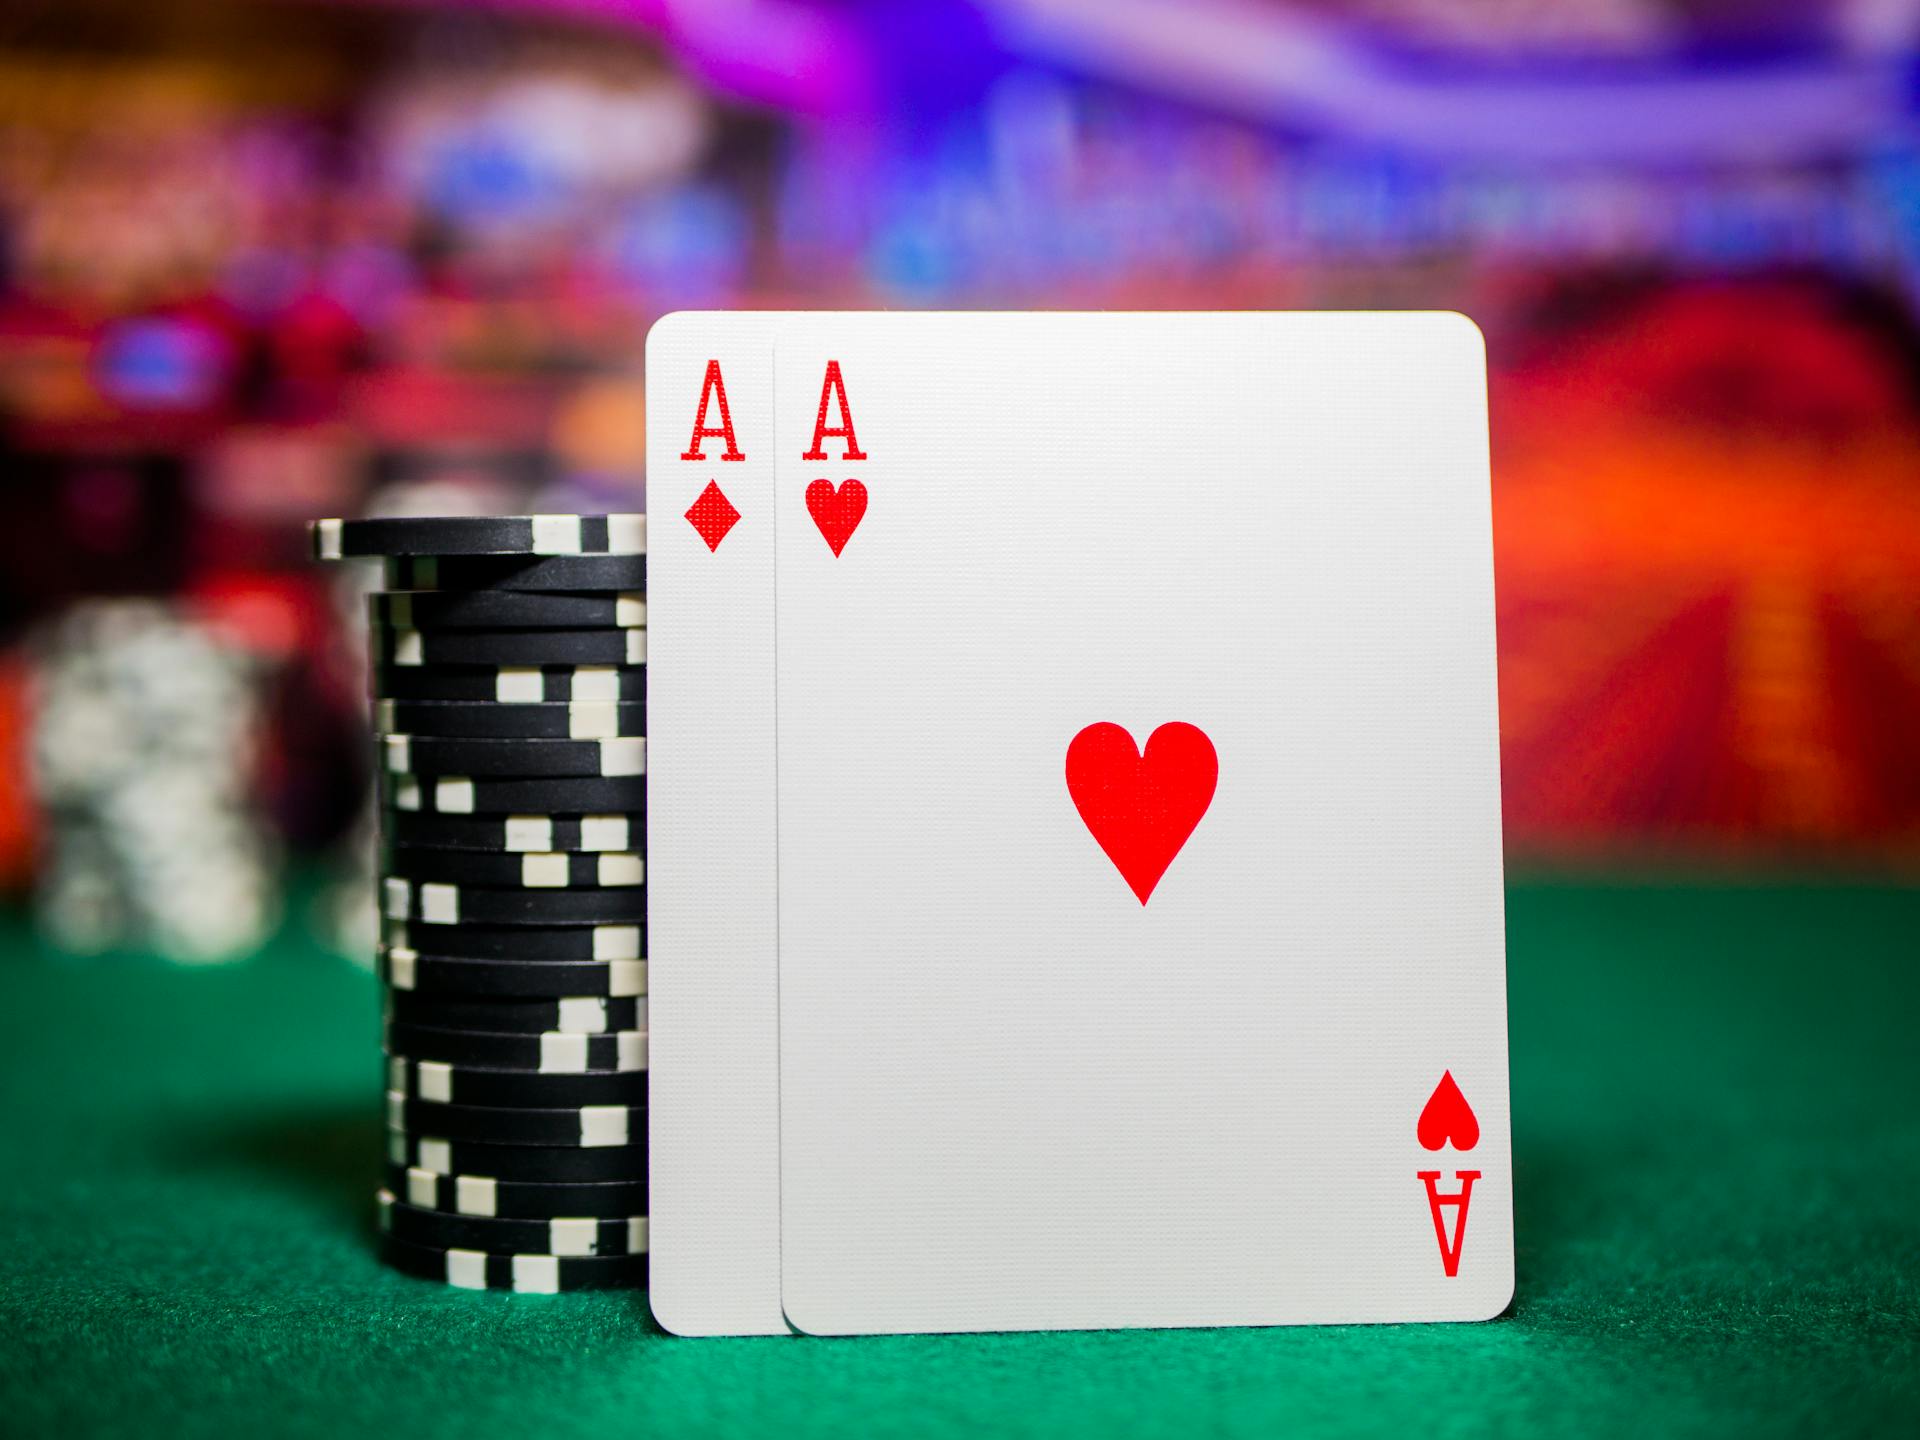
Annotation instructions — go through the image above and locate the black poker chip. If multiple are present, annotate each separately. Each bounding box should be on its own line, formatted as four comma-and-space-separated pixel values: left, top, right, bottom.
378, 1232, 649, 1291
383, 919, 642, 961
373, 700, 646, 741
384, 1021, 646, 1073
378, 1190, 647, 1256
321, 513, 659, 1293
371, 663, 645, 704
387, 1093, 643, 1148
379, 734, 646, 779
380, 949, 646, 999
385, 991, 643, 1035
381, 771, 645, 815
387, 1055, 649, 1107
312, 514, 645, 559
378, 626, 646, 668
384, 1162, 648, 1219
384, 553, 647, 593
389, 1131, 650, 1183
381, 876, 647, 926
383, 811, 640, 854
370, 591, 645, 631
382, 845, 643, 889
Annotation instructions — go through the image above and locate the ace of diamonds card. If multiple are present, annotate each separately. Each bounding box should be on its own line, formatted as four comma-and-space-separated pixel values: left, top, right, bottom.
768, 313, 1511, 1334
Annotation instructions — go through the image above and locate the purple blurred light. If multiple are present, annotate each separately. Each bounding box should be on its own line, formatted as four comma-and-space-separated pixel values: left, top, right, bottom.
348, 0, 877, 115
979, 0, 1907, 165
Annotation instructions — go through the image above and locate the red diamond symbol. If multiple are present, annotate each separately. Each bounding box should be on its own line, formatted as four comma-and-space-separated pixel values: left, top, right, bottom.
685, 480, 741, 552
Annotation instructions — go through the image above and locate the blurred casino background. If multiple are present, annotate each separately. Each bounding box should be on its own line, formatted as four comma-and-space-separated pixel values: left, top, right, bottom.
0, 0, 1916, 960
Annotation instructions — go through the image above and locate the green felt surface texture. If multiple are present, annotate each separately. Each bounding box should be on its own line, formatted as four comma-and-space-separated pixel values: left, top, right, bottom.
1, 876, 1916, 1439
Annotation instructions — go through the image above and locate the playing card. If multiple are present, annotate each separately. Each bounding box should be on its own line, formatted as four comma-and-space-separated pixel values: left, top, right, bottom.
644, 313, 785, 1335
771, 312, 1512, 1334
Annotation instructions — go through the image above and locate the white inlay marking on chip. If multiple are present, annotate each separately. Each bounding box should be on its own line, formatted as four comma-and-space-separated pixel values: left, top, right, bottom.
522, 853, 568, 888
572, 667, 618, 702
420, 882, 459, 924
454, 1176, 497, 1216
607, 514, 646, 553
557, 997, 609, 1033
597, 854, 643, 887
591, 925, 640, 960
540, 1033, 589, 1072
496, 667, 543, 703
580, 815, 629, 850
568, 701, 616, 739
549, 1219, 598, 1257
447, 1250, 489, 1290
599, 738, 645, 776
405, 1166, 437, 1208
504, 815, 552, 850
531, 515, 583, 554
419, 1061, 453, 1104
579, 1106, 629, 1147
512, 1255, 560, 1293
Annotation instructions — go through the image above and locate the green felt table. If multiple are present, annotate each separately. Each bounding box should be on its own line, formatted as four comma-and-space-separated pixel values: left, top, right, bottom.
2, 874, 1916, 1439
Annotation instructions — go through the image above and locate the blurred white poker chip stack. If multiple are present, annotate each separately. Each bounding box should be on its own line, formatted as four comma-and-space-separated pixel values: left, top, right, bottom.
27, 601, 278, 963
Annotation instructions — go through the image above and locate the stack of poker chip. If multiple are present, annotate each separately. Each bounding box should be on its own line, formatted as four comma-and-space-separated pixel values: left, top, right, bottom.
27, 601, 278, 963
312, 515, 649, 1294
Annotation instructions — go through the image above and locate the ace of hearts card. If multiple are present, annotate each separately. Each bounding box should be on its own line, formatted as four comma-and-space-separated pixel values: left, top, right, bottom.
648, 311, 1512, 1337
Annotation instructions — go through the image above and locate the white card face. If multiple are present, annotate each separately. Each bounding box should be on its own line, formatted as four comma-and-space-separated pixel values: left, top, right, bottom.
773, 313, 1511, 1334
644, 313, 785, 1335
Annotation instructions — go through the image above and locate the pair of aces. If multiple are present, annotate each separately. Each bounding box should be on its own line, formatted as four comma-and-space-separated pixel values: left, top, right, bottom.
646, 313, 1512, 1336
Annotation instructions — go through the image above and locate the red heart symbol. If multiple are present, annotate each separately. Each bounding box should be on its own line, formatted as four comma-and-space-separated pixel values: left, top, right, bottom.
1417, 1071, 1480, 1152
1065, 722, 1217, 905
806, 479, 867, 557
